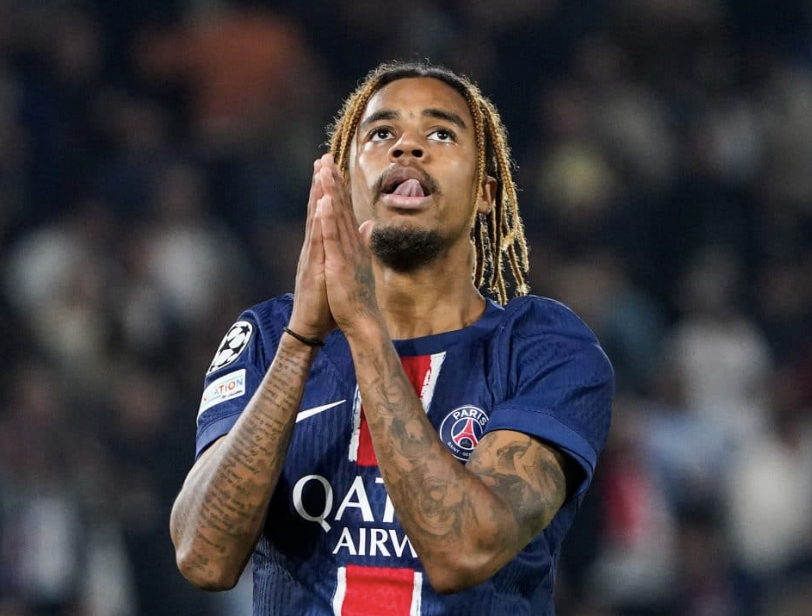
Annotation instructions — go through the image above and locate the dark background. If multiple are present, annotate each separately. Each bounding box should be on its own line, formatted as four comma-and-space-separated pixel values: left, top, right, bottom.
1, 1, 811, 615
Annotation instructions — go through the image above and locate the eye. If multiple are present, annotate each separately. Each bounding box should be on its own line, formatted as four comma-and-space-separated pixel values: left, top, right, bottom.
369, 127, 392, 141
428, 128, 456, 142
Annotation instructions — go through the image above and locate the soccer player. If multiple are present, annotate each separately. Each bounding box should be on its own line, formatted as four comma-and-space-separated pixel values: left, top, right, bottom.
170, 61, 614, 615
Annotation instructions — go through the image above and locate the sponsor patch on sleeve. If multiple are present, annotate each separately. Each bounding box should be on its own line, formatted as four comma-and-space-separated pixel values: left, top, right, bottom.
207, 321, 253, 374
198, 369, 247, 420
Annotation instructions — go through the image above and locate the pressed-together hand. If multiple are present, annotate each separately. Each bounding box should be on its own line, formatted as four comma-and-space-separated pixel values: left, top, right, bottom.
316, 154, 382, 337
288, 156, 335, 341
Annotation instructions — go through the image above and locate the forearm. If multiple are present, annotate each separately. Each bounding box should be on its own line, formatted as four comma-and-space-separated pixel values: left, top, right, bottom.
170, 335, 317, 590
347, 322, 523, 591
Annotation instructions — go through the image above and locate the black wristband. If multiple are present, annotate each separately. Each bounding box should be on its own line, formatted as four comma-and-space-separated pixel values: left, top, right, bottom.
283, 326, 325, 347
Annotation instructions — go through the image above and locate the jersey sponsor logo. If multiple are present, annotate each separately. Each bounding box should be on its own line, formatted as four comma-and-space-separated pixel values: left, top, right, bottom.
198, 369, 246, 419
207, 321, 253, 374
439, 405, 489, 461
292, 474, 418, 559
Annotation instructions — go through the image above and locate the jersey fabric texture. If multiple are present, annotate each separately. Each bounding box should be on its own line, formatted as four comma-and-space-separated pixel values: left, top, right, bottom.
195, 294, 614, 616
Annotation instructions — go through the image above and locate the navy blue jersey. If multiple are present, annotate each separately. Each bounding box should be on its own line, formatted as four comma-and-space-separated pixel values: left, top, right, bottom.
195, 295, 614, 616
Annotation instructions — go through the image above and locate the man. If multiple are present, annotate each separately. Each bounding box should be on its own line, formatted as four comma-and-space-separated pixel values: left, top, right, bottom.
170, 61, 614, 616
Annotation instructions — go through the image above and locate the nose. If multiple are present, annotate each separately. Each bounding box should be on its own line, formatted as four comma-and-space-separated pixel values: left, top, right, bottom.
389, 131, 424, 162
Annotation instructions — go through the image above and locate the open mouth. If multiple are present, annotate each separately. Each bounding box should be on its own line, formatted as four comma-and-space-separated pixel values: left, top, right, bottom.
380, 167, 434, 199
384, 177, 427, 198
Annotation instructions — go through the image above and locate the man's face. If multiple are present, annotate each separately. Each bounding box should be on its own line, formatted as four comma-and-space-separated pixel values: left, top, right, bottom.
348, 77, 490, 270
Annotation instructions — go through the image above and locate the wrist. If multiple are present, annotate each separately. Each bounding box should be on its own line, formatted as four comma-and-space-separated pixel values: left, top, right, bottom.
283, 326, 325, 348
286, 316, 329, 343
344, 315, 389, 347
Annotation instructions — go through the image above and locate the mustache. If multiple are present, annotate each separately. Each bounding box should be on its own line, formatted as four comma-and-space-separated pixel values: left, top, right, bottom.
372, 165, 441, 203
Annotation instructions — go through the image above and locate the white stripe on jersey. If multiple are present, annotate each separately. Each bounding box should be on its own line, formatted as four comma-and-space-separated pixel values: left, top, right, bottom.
419, 352, 446, 412
332, 566, 347, 616
410, 571, 423, 616
348, 388, 363, 463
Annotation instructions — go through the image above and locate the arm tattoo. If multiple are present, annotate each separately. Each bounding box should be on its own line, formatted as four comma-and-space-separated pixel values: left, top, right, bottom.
467, 435, 569, 536
354, 343, 500, 554
351, 333, 570, 576
173, 338, 316, 579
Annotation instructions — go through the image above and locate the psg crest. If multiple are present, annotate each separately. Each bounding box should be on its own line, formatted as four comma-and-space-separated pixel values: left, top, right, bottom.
439, 405, 489, 461
207, 321, 253, 374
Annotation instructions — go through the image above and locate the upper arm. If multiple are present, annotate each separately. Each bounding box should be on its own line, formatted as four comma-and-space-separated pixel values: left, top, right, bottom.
466, 429, 573, 545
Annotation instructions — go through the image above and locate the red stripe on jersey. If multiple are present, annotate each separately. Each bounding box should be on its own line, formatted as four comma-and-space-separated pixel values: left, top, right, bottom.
354, 355, 435, 467
355, 410, 377, 466
335, 565, 420, 616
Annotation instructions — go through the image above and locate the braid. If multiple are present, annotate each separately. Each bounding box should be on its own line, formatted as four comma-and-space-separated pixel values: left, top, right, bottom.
329, 76, 383, 170
326, 61, 530, 304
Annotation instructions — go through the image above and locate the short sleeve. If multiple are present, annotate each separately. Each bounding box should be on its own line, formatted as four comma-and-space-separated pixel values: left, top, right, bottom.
484, 297, 614, 500
194, 313, 268, 458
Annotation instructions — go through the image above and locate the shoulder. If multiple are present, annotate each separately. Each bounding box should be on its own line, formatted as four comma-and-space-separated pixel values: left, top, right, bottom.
496, 295, 614, 392
488, 296, 615, 490
241, 293, 294, 328
500, 295, 602, 345
205, 294, 294, 374
230, 293, 296, 345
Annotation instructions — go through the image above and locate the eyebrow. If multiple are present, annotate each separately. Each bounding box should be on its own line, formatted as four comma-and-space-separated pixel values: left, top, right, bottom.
424, 108, 467, 129
360, 108, 468, 131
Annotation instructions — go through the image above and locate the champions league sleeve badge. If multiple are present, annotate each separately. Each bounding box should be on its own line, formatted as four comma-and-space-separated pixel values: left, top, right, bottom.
439, 405, 489, 461
207, 321, 254, 375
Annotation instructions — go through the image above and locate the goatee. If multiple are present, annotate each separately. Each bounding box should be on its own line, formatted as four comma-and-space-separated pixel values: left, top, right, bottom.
369, 225, 445, 272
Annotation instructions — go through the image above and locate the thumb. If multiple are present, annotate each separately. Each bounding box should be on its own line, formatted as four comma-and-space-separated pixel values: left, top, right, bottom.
358, 220, 375, 250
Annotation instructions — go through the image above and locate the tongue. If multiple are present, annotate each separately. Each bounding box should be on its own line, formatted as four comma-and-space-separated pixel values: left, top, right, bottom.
393, 178, 425, 197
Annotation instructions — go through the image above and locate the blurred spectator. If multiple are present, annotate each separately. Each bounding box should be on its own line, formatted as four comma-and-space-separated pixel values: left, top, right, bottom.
545, 250, 666, 392
139, 162, 250, 327
724, 366, 812, 601
587, 397, 678, 615
0, 361, 134, 616
137, 4, 325, 152
640, 357, 729, 516
669, 245, 773, 447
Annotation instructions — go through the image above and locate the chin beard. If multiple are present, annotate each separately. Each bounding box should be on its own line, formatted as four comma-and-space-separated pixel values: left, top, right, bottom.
369, 225, 445, 273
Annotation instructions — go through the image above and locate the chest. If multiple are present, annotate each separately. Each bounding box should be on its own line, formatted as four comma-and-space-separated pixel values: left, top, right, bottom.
289, 342, 500, 474
267, 342, 501, 556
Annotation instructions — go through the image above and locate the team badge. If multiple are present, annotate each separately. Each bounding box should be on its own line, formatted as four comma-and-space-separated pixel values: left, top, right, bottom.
439, 405, 489, 461
207, 321, 253, 374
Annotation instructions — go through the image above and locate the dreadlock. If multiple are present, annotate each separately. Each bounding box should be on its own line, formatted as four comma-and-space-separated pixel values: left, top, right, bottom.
327, 61, 529, 305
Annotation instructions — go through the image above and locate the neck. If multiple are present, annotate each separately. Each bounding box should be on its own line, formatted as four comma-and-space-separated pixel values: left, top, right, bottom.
372, 246, 486, 340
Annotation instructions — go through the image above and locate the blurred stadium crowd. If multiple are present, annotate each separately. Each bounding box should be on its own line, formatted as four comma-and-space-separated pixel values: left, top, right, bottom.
1, 1, 811, 615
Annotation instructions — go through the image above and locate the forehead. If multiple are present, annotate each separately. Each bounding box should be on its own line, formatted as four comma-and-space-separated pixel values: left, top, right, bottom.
361, 77, 473, 126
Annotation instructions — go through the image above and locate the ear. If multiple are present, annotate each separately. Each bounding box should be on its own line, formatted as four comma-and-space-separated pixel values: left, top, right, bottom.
476, 175, 497, 215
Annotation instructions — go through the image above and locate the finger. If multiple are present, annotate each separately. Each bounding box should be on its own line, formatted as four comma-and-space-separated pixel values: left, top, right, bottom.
307, 158, 324, 217
321, 152, 336, 170
337, 196, 359, 257
303, 159, 326, 249
318, 195, 342, 263
307, 194, 326, 265
319, 164, 338, 200
319, 165, 358, 251
319, 157, 348, 206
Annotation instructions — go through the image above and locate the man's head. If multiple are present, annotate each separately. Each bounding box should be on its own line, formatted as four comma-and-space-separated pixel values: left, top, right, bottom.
328, 61, 529, 304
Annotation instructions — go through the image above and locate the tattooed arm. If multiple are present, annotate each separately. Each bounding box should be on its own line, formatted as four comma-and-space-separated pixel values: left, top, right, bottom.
170, 337, 318, 590
350, 327, 571, 593
315, 155, 571, 593
171, 156, 335, 590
